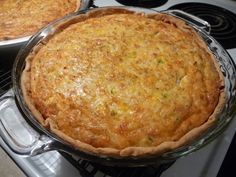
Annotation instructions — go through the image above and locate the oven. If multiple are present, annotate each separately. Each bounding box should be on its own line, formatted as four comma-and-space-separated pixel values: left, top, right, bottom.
0, 0, 235, 177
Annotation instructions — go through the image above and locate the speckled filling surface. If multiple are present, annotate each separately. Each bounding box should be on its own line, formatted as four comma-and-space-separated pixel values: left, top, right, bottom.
21, 9, 224, 157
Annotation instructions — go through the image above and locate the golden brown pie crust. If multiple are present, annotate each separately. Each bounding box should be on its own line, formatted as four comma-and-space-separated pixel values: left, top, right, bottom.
21, 8, 225, 157
0, 0, 81, 40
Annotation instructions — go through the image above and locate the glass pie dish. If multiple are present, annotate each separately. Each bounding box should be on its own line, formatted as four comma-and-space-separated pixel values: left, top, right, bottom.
0, 6, 236, 167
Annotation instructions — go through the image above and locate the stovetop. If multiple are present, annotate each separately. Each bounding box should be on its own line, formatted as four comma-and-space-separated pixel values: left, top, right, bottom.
0, 0, 236, 177
95, 0, 236, 50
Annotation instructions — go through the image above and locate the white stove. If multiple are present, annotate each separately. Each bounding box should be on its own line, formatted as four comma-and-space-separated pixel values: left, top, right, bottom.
0, 0, 236, 177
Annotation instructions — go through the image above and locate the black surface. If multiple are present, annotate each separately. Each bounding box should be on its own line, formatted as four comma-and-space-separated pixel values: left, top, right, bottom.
0, 52, 15, 96
217, 132, 236, 177
168, 3, 236, 49
115, 0, 168, 8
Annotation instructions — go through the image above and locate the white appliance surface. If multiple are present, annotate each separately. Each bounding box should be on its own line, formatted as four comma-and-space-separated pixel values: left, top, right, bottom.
0, 0, 236, 177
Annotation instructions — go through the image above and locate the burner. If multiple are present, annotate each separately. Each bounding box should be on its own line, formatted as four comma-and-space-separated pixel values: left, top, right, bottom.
168, 3, 236, 49
115, 0, 168, 8
62, 152, 175, 177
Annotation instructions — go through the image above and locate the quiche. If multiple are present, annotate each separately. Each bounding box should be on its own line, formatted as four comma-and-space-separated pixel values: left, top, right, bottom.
21, 8, 225, 157
0, 0, 80, 40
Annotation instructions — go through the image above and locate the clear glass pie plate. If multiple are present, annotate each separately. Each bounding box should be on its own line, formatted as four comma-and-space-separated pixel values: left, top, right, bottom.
0, 6, 235, 167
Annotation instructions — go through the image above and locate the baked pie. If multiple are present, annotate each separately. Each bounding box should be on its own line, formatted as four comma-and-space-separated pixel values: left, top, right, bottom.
21, 8, 225, 157
0, 0, 80, 40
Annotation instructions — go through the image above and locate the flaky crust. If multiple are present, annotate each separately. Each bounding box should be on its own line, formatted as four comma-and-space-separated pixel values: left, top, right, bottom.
21, 8, 225, 158
0, 0, 81, 40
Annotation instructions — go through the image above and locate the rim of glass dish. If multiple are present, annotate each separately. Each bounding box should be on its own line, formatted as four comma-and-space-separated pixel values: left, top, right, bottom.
12, 6, 236, 162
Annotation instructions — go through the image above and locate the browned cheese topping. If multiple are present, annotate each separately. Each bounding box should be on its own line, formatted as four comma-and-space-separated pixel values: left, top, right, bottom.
29, 13, 221, 149
0, 0, 79, 40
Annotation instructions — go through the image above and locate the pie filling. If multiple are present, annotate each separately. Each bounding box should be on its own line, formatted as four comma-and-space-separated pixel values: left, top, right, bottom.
0, 0, 80, 40
21, 9, 224, 157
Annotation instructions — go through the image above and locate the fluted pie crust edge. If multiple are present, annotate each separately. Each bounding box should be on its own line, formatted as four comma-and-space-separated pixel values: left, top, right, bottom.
21, 8, 225, 158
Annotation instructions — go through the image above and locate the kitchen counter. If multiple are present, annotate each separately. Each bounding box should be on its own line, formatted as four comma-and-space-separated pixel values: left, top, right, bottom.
0, 146, 26, 177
